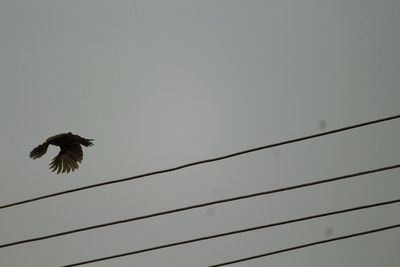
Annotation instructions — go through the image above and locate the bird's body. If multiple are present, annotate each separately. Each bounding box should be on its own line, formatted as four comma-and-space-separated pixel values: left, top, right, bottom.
30, 132, 94, 174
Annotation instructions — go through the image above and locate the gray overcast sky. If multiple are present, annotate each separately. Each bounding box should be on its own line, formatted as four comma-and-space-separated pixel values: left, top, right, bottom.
1, 0, 400, 266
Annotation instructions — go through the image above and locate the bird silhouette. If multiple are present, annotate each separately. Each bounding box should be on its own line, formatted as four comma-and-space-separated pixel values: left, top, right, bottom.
30, 132, 94, 174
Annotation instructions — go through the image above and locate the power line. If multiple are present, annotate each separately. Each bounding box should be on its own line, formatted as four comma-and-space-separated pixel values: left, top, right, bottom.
1, 164, 398, 249
1, 114, 399, 211
209, 223, 400, 266
61, 198, 400, 266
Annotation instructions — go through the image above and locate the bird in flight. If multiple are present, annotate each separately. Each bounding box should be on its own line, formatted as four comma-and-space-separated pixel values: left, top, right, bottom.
30, 132, 94, 174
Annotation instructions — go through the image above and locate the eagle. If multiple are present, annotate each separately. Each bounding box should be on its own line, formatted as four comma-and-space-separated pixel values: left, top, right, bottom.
30, 132, 94, 174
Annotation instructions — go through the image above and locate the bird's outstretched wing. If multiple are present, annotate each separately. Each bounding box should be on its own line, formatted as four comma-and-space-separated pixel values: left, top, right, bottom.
49, 143, 83, 174
30, 143, 49, 159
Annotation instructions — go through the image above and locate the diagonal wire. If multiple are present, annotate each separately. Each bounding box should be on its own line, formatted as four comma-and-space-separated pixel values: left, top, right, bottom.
1, 163, 399, 249
1, 114, 399, 211
61, 198, 400, 266
209, 223, 400, 266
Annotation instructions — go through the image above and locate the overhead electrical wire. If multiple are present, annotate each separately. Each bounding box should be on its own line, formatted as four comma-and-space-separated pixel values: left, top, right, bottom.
61, 199, 400, 266
209, 223, 400, 266
1, 114, 399, 211
1, 163, 398, 249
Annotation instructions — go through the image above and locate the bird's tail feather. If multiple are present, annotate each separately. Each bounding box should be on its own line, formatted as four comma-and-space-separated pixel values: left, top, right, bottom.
79, 138, 94, 147
30, 143, 49, 159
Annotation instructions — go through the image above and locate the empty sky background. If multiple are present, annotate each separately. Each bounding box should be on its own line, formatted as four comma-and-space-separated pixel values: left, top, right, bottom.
1, 0, 400, 266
